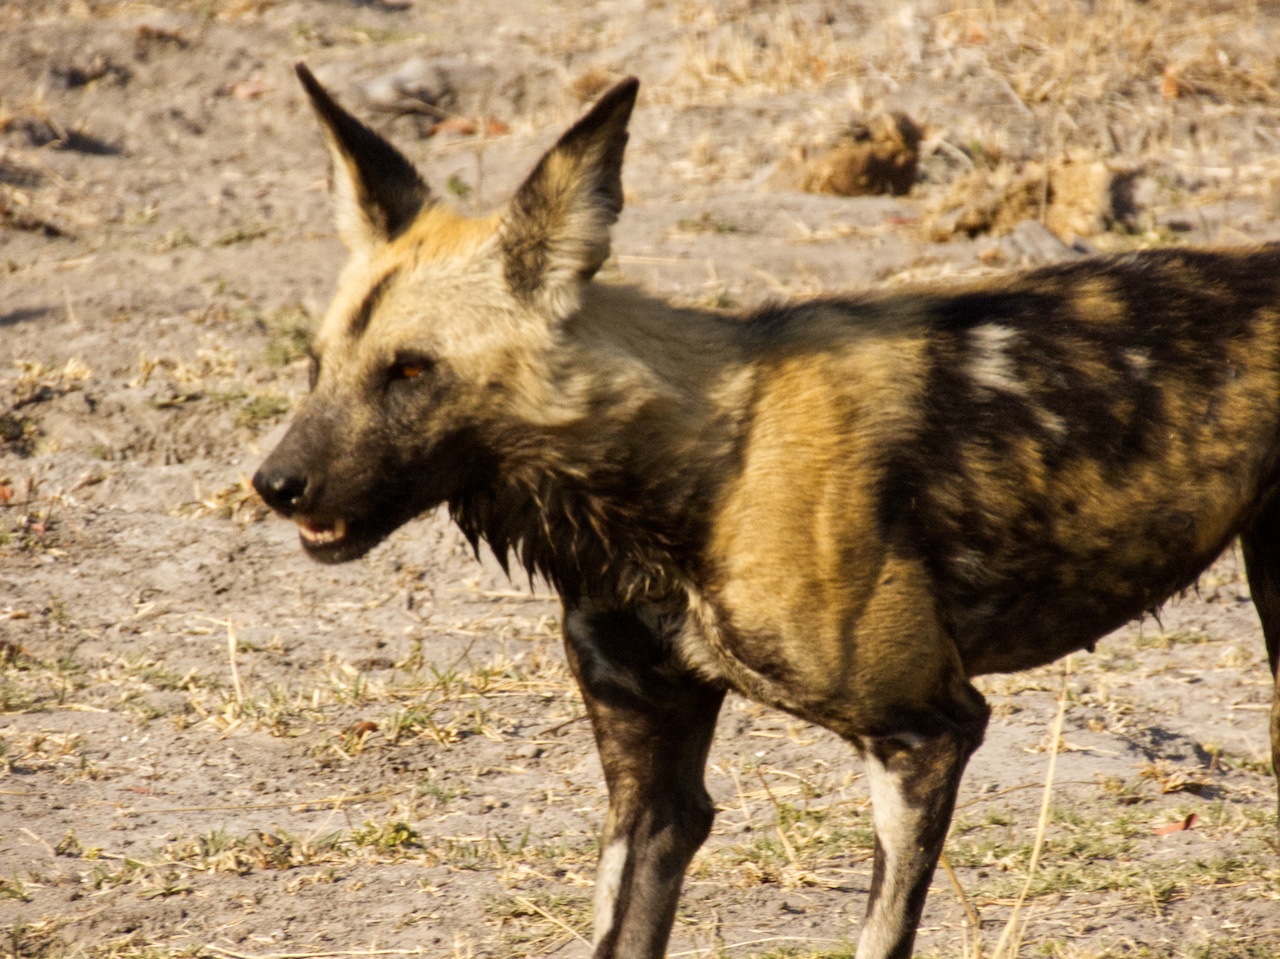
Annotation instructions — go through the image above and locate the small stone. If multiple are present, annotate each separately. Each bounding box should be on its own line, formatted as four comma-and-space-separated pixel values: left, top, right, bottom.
1000, 219, 1083, 267
363, 58, 456, 114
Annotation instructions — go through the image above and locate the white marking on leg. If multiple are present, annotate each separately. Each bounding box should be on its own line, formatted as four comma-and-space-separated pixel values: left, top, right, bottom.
856, 749, 926, 959
593, 837, 629, 946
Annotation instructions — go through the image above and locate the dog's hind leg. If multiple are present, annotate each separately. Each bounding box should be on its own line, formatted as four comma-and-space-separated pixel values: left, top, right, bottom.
853, 692, 989, 959
562, 605, 725, 959
1240, 500, 1280, 828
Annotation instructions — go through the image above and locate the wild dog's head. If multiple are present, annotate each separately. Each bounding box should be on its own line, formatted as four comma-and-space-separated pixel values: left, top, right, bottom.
253, 64, 639, 563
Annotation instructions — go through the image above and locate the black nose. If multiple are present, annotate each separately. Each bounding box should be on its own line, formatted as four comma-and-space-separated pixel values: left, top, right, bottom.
252, 467, 310, 515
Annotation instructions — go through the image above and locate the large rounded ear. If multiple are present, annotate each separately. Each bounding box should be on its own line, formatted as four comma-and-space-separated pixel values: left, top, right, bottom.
499, 77, 639, 318
296, 62, 431, 255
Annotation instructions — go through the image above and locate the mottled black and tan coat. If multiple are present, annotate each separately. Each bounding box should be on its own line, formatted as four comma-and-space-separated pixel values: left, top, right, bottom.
255, 69, 1280, 959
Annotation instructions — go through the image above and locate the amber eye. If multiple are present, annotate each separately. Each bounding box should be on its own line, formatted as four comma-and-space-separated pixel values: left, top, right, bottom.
388, 355, 434, 383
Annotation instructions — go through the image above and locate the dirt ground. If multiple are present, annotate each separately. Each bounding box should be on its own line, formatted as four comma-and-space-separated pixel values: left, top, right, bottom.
2, 1, 1280, 957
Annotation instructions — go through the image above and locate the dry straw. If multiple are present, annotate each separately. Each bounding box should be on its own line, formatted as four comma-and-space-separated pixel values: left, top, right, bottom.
990, 656, 1073, 959
941, 656, 1073, 959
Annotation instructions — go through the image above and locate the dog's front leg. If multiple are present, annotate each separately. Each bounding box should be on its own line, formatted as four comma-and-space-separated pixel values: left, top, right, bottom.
854, 713, 987, 959
562, 605, 725, 959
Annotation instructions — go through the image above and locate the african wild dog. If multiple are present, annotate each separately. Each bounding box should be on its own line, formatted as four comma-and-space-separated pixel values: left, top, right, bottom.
254, 66, 1280, 959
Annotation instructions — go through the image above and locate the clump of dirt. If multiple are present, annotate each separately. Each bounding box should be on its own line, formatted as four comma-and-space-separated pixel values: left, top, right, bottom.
774, 112, 923, 197
927, 157, 1149, 241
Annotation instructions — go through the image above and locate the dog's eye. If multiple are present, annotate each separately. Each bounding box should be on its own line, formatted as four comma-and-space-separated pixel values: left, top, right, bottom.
388, 354, 435, 383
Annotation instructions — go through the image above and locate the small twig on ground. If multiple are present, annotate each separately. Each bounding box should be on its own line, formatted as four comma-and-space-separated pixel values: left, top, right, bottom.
954, 779, 1096, 811
538, 713, 588, 736
208, 947, 427, 959
193, 615, 244, 708
19, 827, 56, 857
115, 787, 398, 816
989, 656, 1072, 959
755, 767, 799, 864
728, 763, 753, 826
1146, 879, 1162, 918
227, 620, 244, 706
669, 936, 846, 958
939, 851, 981, 958
513, 895, 591, 947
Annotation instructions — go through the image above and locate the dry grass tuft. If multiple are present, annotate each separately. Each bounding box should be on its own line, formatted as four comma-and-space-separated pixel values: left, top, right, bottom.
10, 358, 91, 407
174, 477, 270, 523
569, 66, 617, 104
961, 0, 1280, 111
928, 0, 1280, 193
664, 2, 860, 102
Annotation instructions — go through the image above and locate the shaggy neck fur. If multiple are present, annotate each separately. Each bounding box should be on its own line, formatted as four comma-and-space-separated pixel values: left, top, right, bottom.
449, 283, 751, 605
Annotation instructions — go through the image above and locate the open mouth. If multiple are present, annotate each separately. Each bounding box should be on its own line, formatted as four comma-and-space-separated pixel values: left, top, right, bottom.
288, 501, 419, 564
291, 516, 387, 564
296, 518, 348, 549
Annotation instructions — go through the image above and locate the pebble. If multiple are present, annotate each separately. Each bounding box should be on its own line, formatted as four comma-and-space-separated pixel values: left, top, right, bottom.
363, 58, 455, 113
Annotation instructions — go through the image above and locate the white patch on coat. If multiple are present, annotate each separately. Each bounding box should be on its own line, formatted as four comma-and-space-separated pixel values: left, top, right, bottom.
968, 324, 1027, 396
1035, 407, 1067, 437
593, 837, 629, 945
1125, 348, 1151, 379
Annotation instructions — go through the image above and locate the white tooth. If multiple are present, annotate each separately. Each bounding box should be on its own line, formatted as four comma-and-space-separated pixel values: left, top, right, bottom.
297, 520, 347, 546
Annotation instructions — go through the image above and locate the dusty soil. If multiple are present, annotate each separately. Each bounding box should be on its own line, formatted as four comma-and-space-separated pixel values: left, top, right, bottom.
2, 2, 1279, 957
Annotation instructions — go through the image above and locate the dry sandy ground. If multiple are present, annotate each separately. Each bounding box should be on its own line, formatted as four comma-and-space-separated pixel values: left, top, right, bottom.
2, 2, 1280, 957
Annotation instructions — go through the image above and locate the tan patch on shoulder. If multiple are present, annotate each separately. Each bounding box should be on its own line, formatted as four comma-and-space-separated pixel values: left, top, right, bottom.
700, 336, 930, 706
